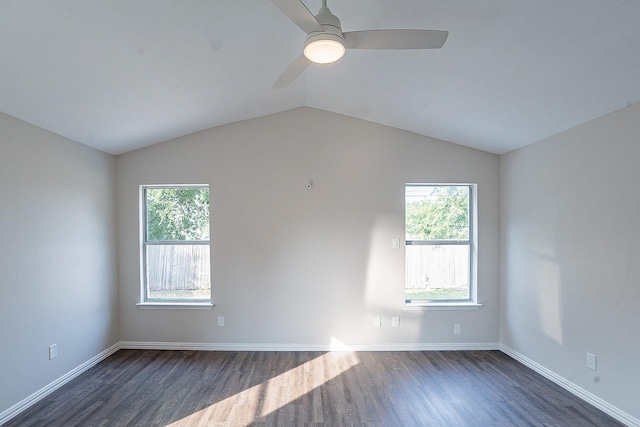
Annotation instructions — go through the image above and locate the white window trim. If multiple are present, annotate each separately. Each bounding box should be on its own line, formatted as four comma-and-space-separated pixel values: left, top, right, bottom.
139, 184, 212, 307
136, 302, 214, 309
404, 302, 483, 310
404, 183, 478, 308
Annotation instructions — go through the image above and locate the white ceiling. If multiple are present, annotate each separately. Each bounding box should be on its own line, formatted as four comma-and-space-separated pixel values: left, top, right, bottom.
1, 0, 639, 155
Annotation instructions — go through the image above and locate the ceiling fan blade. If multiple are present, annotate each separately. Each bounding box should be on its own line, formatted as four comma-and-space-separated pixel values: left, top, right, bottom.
344, 29, 448, 50
273, 55, 311, 88
270, 0, 324, 34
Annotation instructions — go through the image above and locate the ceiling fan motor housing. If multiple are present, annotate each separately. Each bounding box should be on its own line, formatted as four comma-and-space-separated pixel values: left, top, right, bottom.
303, 6, 345, 63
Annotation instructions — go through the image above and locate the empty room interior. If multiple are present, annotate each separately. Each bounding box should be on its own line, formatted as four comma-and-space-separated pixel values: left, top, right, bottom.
1, 1, 639, 425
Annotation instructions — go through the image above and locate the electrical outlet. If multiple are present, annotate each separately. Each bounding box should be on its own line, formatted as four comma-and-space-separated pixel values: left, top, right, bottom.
373, 316, 381, 327
217, 316, 225, 327
49, 344, 57, 360
391, 316, 400, 327
586, 353, 596, 370
454, 324, 462, 335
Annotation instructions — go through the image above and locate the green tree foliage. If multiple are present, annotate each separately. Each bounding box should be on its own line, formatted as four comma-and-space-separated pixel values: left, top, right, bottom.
146, 187, 210, 241
406, 186, 469, 240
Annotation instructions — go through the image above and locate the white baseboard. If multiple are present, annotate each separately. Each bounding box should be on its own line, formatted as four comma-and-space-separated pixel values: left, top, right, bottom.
119, 341, 500, 352
500, 344, 639, 427
0, 342, 121, 426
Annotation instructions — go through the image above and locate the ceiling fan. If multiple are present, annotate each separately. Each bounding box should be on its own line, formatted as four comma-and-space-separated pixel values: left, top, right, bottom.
270, 0, 448, 88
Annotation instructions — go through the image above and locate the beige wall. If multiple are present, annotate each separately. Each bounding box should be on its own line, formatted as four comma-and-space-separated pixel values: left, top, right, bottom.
500, 102, 640, 421
116, 107, 501, 346
0, 112, 118, 414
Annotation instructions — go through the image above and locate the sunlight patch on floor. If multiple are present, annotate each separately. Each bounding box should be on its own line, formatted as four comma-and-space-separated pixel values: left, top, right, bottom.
166, 351, 360, 426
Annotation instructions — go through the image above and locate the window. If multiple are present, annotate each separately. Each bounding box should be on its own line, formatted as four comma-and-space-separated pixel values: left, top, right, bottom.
405, 184, 474, 304
141, 185, 211, 304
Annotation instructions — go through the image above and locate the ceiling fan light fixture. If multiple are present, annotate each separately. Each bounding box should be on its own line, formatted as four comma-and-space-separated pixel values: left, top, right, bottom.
304, 39, 345, 63
304, 33, 345, 64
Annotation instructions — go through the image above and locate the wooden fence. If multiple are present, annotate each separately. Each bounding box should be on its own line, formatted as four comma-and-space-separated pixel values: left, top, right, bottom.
406, 245, 469, 289
146, 244, 465, 291
146, 245, 210, 291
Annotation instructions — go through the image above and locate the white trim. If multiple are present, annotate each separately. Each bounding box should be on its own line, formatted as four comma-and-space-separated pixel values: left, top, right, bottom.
404, 183, 479, 307
139, 184, 211, 305
500, 344, 640, 427
119, 341, 499, 352
136, 302, 214, 309
0, 342, 121, 426
404, 302, 483, 310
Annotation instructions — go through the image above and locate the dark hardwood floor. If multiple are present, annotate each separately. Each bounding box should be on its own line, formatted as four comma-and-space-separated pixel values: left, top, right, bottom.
4, 350, 623, 426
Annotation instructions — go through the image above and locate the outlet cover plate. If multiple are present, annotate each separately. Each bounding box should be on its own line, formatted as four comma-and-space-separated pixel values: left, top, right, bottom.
586, 353, 596, 370
49, 344, 57, 360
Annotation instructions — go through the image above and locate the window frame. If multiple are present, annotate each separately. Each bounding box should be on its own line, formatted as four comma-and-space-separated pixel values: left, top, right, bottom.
138, 184, 213, 308
404, 183, 480, 309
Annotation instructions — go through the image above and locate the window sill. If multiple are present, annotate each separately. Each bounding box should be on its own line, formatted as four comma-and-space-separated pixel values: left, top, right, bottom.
404, 302, 483, 310
136, 302, 214, 309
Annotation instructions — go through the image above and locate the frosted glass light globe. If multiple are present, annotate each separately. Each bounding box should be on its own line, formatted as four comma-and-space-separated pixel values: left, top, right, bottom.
303, 39, 345, 64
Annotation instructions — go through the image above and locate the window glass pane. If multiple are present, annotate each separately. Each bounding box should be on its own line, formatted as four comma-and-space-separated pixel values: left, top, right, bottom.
146, 244, 211, 300
405, 244, 470, 301
146, 187, 210, 241
405, 185, 469, 240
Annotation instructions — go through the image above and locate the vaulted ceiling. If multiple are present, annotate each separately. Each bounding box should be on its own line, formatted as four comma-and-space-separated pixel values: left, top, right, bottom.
1, 1, 639, 155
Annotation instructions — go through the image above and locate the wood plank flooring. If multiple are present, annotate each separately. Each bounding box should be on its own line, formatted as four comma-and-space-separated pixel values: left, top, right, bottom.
4, 350, 623, 426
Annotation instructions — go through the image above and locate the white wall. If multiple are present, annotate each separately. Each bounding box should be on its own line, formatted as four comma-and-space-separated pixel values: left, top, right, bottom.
0, 113, 118, 415
116, 107, 500, 347
500, 103, 640, 420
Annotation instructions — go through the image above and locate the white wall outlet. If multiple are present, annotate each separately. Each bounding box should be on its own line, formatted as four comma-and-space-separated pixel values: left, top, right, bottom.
454, 324, 462, 335
49, 344, 57, 360
391, 316, 400, 327
373, 316, 381, 327
217, 316, 225, 327
392, 238, 400, 249
586, 353, 597, 370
